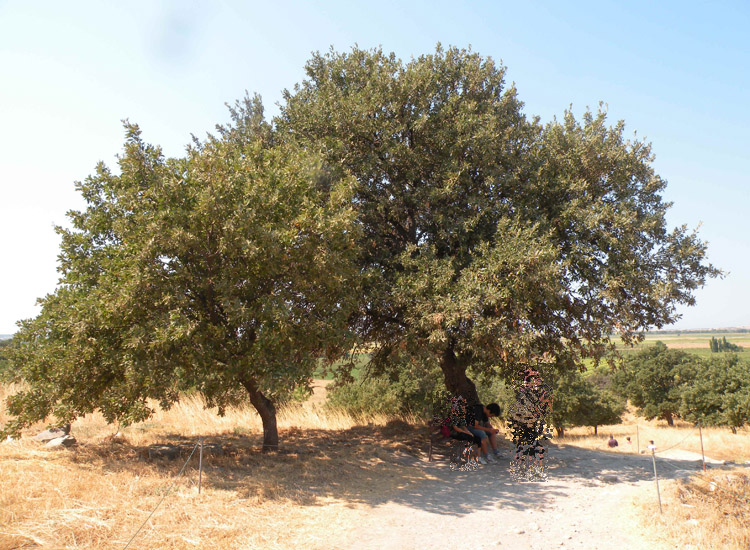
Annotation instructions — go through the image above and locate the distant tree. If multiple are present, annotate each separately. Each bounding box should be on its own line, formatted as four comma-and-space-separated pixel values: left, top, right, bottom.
278, 45, 719, 403
723, 337, 742, 352
2, 103, 359, 450
709, 336, 742, 352
681, 354, 750, 433
550, 369, 625, 437
585, 389, 627, 436
0, 338, 12, 379
613, 342, 698, 426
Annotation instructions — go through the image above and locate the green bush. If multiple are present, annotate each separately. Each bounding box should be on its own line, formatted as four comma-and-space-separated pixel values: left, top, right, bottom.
325, 361, 519, 420
325, 377, 405, 417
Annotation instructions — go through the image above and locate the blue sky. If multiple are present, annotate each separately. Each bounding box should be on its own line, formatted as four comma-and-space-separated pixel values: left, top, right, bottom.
1, 0, 748, 334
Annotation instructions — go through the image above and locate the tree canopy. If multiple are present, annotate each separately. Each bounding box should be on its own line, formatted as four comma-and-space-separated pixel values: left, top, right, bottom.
549, 368, 625, 437
278, 45, 719, 402
680, 354, 750, 432
3, 104, 359, 449
612, 342, 698, 426
3, 45, 720, 445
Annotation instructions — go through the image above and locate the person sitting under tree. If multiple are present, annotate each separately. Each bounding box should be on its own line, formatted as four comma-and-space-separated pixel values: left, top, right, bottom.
447, 396, 483, 467
608, 434, 619, 448
467, 402, 504, 464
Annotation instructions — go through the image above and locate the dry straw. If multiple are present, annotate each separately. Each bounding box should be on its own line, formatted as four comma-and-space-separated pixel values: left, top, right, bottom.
0, 382, 428, 550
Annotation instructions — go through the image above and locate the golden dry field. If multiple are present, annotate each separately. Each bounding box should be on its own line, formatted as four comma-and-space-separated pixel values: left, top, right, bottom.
0, 382, 431, 550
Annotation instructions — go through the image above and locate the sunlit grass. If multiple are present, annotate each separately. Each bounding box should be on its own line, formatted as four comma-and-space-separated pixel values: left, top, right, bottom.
553, 407, 750, 550
0, 382, 426, 550
634, 467, 750, 550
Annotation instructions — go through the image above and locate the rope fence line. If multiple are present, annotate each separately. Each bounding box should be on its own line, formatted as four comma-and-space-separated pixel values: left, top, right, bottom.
652, 427, 701, 455
628, 423, 750, 517
122, 439, 202, 550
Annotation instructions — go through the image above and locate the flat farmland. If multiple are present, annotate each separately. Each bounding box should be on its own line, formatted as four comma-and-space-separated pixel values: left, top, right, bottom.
616, 330, 750, 359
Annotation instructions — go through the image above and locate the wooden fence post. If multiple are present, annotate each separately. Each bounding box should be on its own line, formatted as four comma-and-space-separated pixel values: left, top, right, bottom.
651, 447, 663, 514
198, 438, 204, 494
698, 423, 706, 472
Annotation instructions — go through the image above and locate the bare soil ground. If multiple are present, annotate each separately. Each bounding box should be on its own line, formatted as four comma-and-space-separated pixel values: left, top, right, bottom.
320, 443, 729, 550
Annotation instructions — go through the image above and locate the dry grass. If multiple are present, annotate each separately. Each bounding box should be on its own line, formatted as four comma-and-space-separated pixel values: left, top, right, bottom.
0, 382, 432, 550
634, 468, 750, 550
554, 406, 750, 550
551, 406, 750, 462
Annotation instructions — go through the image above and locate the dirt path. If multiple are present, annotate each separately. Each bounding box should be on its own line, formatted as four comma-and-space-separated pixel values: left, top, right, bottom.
326, 444, 713, 550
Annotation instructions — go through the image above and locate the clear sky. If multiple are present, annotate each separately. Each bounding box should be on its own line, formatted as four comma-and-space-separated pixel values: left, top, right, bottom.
1, 0, 748, 334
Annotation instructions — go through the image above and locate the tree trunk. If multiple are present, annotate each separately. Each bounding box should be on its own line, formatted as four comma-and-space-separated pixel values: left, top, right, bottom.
594, 425, 598, 435
439, 344, 479, 404
240, 377, 279, 453
555, 426, 565, 438
664, 412, 674, 427
731, 426, 737, 434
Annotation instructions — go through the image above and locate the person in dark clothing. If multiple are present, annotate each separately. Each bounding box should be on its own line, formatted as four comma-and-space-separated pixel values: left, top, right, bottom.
467, 402, 503, 463
608, 434, 619, 448
447, 395, 482, 464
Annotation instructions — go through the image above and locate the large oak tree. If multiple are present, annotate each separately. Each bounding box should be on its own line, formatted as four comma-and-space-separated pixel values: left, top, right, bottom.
278, 45, 719, 402
3, 100, 359, 450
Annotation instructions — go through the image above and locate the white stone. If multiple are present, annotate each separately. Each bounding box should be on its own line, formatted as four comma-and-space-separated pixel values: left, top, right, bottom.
45, 435, 76, 447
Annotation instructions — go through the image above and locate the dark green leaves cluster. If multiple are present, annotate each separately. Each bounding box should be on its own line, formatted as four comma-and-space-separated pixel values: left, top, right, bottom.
613, 342, 697, 426
549, 368, 625, 437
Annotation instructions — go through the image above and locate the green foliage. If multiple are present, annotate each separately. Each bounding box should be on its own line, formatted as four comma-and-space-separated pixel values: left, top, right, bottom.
326, 361, 516, 420
0, 338, 12, 380
3, 100, 360, 439
680, 354, 750, 431
326, 358, 444, 417
314, 352, 372, 381
612, 342, 699, 425
709, 336, 743, 352
549, 368, 625, 436
278, 45, 719, 400
325, 378, 405, 418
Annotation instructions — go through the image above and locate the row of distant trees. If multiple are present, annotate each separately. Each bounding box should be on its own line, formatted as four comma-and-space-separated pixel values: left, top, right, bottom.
709, 336, 743, 352
547, 342, 750, 435
0, 46, 719, 448
615, 342, 750, 432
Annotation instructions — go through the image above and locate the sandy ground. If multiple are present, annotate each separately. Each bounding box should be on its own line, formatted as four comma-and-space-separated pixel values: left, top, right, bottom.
323, 443, 719, 550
